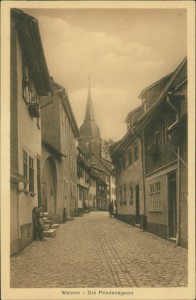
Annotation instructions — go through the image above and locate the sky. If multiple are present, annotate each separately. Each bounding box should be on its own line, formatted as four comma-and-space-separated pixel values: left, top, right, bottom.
24, 8, 187, 141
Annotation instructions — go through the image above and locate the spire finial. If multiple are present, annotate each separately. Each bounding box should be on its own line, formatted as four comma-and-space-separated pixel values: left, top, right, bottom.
85, 72, 94, 121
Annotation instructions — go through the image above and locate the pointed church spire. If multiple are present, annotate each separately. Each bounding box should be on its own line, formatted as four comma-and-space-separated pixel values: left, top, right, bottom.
88, 72, 90, 95
79, 73, 102, 156
85, 73, 95, 121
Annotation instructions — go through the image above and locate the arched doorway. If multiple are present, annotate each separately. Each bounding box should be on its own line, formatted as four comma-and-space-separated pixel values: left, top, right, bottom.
42, 157, 57, 217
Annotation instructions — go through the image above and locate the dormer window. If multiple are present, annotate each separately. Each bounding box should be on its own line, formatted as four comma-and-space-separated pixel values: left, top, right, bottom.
143, 99, 147, 112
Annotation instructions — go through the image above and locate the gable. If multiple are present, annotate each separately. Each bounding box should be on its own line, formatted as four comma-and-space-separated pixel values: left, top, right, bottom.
89, 154, 109, 173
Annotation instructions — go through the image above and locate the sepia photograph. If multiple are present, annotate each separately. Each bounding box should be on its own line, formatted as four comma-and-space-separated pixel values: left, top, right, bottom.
1, 1, 195, 299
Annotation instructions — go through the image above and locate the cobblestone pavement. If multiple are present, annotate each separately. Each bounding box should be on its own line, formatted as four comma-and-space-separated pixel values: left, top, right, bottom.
10, 211, 188, 288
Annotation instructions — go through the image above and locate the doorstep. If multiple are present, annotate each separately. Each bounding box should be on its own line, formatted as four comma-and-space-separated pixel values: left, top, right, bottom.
51, 223, 60, 229
43, 229, 57, 238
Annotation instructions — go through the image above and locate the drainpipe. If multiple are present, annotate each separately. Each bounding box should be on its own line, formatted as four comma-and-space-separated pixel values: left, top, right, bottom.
176, 146, 180, 246
131, 127, 147, 230
167, 92, 180, 246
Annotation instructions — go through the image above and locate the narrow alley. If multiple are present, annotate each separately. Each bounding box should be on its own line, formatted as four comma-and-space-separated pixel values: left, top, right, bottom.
10, 211, 188, 288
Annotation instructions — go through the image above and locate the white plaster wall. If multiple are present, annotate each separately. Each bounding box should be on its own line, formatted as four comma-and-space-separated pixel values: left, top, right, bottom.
16, 35, 41, 231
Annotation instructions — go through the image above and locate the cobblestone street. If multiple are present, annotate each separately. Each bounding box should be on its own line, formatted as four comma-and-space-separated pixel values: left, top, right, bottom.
10, 211, 188, 288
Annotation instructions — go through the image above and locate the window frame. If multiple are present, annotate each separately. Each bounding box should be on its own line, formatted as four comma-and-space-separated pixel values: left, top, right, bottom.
149, 182, 161, 211
154, 119, 168, 146
129, 183, 134, 205
23, 150, 28, 179
123, 184, 127, 204
134, 141, 138, 161
29, 156, 34, 193
22, 56, 39, 105
23, 149, 35, 196
128, 149, 132, 165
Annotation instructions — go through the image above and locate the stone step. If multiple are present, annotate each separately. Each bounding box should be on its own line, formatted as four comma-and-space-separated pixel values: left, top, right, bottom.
43, 212, 48, 217
44, 220, 52, 225
43, 224, 50, 231
51, 223, 60, 229
43, 229, 57, 238
168, 237, 177, 244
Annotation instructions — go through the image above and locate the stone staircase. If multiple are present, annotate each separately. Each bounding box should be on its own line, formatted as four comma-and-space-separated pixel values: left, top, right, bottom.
42, 212, 60, 238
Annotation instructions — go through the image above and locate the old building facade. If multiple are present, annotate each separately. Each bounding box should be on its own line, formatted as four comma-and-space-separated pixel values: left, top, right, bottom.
10, 9, 52, 254
89, 153, 116, 211
77, 147, 108, 214
110, 106, 146, 228
77, 147, 91, 214
110, 57, 187, 247
138, 57, 187, 247
41, 79, 79, 222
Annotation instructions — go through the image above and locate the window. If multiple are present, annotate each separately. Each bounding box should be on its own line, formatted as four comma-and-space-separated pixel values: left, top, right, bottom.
37, 158, 41, 206
61, 106, 64, 126
123, 184, 127, 202
129, 183, 134, 205
22, 57, 38, 105
162, 120, 168, 144
150, 182, 161, 210
118, 160, 121, 174
119, 186, 122, 202
154, 123, 161, 145
123, 156, 126, 170
128, 149, 132, 165
143, 100, 147, 112
154, 120, 168, 145
70, 183, 72, 197
22, 59, 30, 102
23, 150, 35, 194
23, 150, 28, 179
134, 141, 138, 161
79, 187, 83, 200
130, 184, 133, 200
29, 156, 34, 192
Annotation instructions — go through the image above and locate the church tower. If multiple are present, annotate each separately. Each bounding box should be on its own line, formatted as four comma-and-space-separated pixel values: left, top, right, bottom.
78, 75, 102, 157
